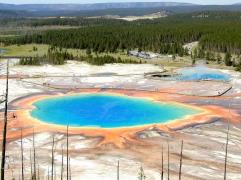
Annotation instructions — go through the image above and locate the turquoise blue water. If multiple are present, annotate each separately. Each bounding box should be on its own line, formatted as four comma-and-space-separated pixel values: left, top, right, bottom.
176, 66, 230, 81
31, 94, 200, 128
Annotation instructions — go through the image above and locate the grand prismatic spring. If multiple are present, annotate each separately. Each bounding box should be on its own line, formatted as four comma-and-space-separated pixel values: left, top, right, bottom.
30, 93, 201, 128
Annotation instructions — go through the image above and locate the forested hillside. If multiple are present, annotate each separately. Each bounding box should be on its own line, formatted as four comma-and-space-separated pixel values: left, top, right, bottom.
3, 25, 194, 56
0, 10, 32, 19
3, 12, 241, 56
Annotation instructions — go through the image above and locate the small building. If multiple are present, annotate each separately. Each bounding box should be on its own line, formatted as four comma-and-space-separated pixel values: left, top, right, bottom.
128, 50, 159, 59
128, 50, 139, 57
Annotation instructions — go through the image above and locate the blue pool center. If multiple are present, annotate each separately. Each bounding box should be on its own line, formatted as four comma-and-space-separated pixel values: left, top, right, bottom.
31, 94, 201, 128
177, 65, 230, 81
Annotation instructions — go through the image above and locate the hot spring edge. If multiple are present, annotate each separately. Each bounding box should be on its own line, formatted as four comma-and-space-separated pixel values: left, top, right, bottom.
30, 93, 202, 128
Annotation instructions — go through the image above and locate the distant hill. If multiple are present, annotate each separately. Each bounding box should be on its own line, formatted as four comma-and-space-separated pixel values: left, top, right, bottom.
0, 2, 195, 11
0, 10, 32, 19
0, 2, 241, 18
164, 5, 241, 13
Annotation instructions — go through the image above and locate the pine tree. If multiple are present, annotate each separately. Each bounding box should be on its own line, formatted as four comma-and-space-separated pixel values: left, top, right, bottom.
216, 53, 222, 64
86, 48, 92, 56
224, 52, 232, 66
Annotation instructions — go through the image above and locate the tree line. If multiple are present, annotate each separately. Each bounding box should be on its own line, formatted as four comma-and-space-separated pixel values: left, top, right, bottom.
3, 14, 241, 56
191, 48, 241, 70
3, 24, 200, 56
81, 54, 142, 65
19, 46, 73, 65
19, 46, 141, 66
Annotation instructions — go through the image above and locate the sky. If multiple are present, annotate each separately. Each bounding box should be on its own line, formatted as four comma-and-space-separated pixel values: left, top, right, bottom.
0, 0, 240, 5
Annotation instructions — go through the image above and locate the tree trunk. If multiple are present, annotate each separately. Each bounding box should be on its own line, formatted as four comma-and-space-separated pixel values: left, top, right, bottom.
37, 164, 40, 180
167, 142, 170, 180
51, 135, 55, 180
21, 128, 24, 180
33, 129, 36, 180
117, 160, 119, 180
30, 149, 33, 179
61, 146, 64, 180
67, 125, 69, 180
224, 106, 231, 180
161, 145, 164, 180
1, 59, 9, 180
69, 157, 71, 180
179, 141, 183, 180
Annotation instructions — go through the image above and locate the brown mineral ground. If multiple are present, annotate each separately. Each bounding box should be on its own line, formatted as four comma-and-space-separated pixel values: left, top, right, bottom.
4, 89, 239, 148
0, 61, 240, 179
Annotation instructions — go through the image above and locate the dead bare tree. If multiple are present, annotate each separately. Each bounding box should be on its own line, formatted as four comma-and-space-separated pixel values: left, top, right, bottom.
224, 102, 232, 180
69, 157, 71, 180
161, 145, 164, 180
1, 59, 9, 180
47, 166, 50, 180
37, 163, 40, 180
61, 146, 64, 180
66, 125, 69, 180
30, 149, 33, 179
167, 141, 170, 180
21, 128, 24, 180
179, 140, 183, 180
54, 164, 56, 180
51, 135, 55, 180
117, 160, 119, 180
18, 169, 21, 180
33, 128, 36, 180
224, 123, 230, 180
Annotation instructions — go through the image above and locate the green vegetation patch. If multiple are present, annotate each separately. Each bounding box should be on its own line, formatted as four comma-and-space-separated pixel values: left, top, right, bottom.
0, 44, 49, 56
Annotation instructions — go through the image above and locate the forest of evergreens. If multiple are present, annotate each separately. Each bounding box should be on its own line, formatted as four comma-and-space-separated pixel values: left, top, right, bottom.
2, 12, 241, 55
19, 46, 73, 65
82, 55, 141, 65
1, 11, 241, 69
19, 46, 140, 66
